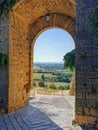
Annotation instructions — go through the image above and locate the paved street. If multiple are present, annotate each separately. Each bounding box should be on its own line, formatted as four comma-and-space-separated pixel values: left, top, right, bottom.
30, 94, 75, 130
0, 94, 97, 130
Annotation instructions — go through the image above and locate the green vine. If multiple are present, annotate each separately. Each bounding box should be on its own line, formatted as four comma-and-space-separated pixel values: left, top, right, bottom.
0, 0, 16, 16
0, 53, 8, 67
89, 6, 98, 45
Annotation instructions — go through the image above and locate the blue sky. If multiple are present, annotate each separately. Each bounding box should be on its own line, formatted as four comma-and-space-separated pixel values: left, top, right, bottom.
34, 29, 75, 63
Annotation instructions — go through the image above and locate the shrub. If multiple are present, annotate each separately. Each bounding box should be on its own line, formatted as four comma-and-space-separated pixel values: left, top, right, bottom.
38, 81, 45, 88
58, 86, 65, 90
58, 85, 70, 90
33, 82, 37, 87
65, 85, 70, 90
49, 84, 56, 90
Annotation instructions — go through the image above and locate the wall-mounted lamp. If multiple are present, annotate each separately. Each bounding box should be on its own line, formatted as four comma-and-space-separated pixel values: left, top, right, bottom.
45, 13, 50, 22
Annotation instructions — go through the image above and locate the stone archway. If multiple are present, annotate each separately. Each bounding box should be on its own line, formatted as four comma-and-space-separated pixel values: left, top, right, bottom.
29, 13, 75, 79
0, 0, 97, 128
30, 13, 76, 98
8, 0, 76, 113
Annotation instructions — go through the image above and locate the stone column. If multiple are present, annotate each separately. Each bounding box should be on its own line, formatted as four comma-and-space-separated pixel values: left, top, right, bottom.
76, 1, 98, 127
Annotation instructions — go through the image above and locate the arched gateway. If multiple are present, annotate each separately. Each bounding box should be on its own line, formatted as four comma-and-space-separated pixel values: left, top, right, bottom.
0, 0, 98, 128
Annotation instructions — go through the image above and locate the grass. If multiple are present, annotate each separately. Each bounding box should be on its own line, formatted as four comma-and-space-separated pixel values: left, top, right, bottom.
33, 87, 70, 95
33, 73, 56, 80
33, 72, 70, 91
33, 81, 70, 90
44, 81, 69, 87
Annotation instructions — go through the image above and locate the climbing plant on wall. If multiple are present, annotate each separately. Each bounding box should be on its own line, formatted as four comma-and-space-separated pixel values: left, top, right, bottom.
0, 0, 16, 15
89, 6, 98, 45
0, 53, 8, 67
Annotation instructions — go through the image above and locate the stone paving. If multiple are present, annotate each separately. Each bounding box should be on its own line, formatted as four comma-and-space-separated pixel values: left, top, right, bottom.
0, 95, 97, 130
0, 105, 62, 130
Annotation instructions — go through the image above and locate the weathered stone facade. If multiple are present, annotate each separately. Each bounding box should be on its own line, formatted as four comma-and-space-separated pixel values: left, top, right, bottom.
0, 16, 9, 54
8, 0, 76, 113
0, 0, 98, 128
0, 16, 9, 113
76, 0, 98, 127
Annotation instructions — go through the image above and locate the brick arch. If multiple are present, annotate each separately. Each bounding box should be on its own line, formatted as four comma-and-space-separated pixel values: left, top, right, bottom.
29, 13, 75, 69
29, 13, 75, 44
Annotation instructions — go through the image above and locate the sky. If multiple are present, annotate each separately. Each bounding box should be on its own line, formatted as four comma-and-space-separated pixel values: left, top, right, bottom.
34, 28, 75, 63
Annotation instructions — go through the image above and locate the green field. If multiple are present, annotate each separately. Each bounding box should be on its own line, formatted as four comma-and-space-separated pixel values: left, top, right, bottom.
44, 81, 69, 87
33, 72, 70, 90
33, 62, 72, 92
33, 73, 56, 80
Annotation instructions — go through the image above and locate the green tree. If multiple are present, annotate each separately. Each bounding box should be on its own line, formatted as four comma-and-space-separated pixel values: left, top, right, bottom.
41, 74, 45, 81
58, 86, 65, 90
63, 50, 75, 93
63, 49, 75, 71
38, 81, 45, 88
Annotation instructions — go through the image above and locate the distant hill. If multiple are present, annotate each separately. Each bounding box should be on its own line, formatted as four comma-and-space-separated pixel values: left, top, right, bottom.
34, 62, 64, 72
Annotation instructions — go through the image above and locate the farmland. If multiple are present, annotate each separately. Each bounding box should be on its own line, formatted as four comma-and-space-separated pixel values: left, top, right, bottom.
33, 62, 73, 92
33, 73, 56, 80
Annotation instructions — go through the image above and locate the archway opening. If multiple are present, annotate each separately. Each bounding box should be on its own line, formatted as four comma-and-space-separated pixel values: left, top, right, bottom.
8, 12, 76, 113
30, 28, 75, 128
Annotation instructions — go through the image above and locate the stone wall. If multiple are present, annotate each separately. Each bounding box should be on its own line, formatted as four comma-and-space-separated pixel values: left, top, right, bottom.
1, 1, 98, 128
0, 0, 76, 113
8, 12, 75, 112
0, 16, 9, 113
76, 0, 98, 127
2, 1, 98, 128
70, 73, 75, 95
0, 67, 8, 113
1, 0, 98, 128
8, 12, 30, 112
0, 16, 9, 54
